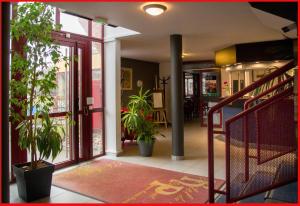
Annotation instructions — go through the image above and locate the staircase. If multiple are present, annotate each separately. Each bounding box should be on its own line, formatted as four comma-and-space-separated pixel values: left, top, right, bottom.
207, 60, 298, 203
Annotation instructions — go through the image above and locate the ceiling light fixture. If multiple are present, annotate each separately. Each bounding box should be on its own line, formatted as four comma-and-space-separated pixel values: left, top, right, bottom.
143, 4, 167, 16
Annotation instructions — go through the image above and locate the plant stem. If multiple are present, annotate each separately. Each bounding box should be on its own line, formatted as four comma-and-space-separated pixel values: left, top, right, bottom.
29, 60, 37, 169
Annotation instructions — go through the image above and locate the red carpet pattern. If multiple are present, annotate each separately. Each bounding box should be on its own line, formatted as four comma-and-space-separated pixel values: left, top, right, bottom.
53, 159, 224, 203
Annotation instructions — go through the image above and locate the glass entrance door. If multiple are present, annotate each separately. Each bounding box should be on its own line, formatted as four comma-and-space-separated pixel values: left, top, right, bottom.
32, 41, 76, 167
77, 41, 104, 160
46, 37, 104, 167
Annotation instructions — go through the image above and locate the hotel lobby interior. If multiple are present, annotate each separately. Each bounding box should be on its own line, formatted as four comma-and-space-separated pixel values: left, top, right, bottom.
1, 1, 298, 204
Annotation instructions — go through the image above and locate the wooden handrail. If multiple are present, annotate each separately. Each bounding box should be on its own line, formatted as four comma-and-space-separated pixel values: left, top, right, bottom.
207, 60, 295, 203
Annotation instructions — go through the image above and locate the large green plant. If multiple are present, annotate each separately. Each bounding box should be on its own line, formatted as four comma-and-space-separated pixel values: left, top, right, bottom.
10, 3, 67, 169
122, 88, 162, 144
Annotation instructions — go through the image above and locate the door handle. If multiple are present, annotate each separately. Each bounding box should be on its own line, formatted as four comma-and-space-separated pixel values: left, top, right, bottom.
83, 105, 89, 116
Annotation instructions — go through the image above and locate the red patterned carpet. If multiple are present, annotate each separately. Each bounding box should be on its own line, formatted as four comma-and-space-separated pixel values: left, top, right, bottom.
53, 159, 224, 203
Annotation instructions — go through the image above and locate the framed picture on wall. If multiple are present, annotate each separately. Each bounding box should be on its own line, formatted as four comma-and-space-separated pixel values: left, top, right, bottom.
121, 68, 132, 90
201, 70, 221, 97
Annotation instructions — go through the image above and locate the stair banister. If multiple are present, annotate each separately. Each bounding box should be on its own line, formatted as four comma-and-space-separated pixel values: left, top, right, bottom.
207, 60, 295, 203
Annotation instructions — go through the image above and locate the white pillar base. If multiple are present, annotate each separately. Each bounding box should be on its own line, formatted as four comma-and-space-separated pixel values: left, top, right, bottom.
171, 155, 184, 160
106, 150, 123, 157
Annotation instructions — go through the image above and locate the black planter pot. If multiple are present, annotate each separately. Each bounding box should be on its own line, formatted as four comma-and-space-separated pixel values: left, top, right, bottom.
13, 161, 55, 202
138, 139, 155, 157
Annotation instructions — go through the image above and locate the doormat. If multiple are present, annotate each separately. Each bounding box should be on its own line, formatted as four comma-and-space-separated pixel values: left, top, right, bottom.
53, 158, 224, 203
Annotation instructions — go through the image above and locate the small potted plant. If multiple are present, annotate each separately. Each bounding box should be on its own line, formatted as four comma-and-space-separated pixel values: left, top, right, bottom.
10, 3, 68, 202
122, 88, 163, 156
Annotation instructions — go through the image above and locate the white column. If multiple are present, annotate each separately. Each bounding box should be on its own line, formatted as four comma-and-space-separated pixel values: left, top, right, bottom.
104, 39, 122, 156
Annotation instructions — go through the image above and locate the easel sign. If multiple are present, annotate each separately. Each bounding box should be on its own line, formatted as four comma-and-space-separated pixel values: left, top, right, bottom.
152, 90, 168, 128
152, 90, 164, 109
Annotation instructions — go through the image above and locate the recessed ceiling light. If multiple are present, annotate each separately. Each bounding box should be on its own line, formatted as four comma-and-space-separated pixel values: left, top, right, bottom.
143, 4, 167, 16
255, 61, 260, 64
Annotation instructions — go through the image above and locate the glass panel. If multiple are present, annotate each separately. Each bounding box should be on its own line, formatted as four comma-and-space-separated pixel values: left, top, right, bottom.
92, 21, 103, 39
51, 45, 71, 113
92, 112, 103, 156
201, 101, 221, 126
91, 42, 103, 108
78, 48, 82, 111
60, 12, 89, 36
17, 3, 56, 23
9, 122, 11, 181
27, 116, 71, 164
26, 44, 73, 165
239, 71, 245, 90
78, 114, 83, 158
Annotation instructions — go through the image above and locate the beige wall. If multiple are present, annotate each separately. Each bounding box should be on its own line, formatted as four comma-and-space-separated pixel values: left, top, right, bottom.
220, 68, 230, 97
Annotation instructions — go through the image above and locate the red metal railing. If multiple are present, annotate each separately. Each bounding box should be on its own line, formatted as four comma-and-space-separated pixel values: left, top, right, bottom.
243, 77, 294, 182
225, 87, 296, 202
244, 76, 294, 110
207, 60, 296, 203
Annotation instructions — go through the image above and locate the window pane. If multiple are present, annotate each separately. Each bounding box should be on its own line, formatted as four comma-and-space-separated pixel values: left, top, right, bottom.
92, 112, 103, 156
51, 45, 71, 113
92, 21, 103, 39
27, 116, 72, 164
78, 48, 82, 111
78, 114, 83, 158
18, 3, 56, 23
60, 12, 89, 36
91, 42, 103, 108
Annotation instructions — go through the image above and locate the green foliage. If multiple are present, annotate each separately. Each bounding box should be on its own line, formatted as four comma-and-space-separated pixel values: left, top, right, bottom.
122, 88, 163, 144
36, 114, 64, 161
10, 2, 68, 169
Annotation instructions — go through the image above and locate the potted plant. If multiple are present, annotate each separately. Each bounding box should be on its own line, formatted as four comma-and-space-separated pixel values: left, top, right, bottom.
10, 3, 68, 202
122, 88, 163, 156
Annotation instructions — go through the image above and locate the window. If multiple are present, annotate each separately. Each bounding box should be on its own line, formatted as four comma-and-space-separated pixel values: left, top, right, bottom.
60, 12, 89, 36
185, 73, 194, 96
58, 10, 103, 39
92, 21, 103, 39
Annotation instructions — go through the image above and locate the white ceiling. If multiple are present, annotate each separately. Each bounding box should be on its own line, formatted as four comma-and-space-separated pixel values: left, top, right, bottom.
50, 2, 295, 63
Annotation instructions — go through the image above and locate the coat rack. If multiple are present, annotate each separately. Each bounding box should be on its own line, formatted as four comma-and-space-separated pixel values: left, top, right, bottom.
152, 76, 170, 128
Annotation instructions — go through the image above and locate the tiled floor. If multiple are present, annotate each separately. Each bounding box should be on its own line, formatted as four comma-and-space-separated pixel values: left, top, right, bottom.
10, 121, 226, 203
